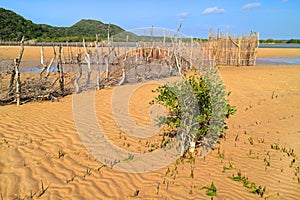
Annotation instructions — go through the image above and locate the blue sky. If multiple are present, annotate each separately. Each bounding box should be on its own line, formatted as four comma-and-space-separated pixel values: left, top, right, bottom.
1, 0, 299, 39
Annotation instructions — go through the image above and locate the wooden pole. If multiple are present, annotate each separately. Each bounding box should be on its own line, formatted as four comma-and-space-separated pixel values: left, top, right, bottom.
14, 36, 25, 105
83, 38, 91, 85
95, 34, 101, 90
74, 52, 82, 93
57, 45, 64, 95
107, 23, 110, 41
40, 45, 56, 78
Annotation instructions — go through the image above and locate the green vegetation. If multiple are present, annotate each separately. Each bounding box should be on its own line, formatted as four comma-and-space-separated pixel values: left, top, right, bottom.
222, 162, 235, 173
0, 7, 124, 42
228, 171, 266, 197
259, 38, 300, 44
58, 149, 65, 159
201, 181, 217, 196
150, 74, 236, 156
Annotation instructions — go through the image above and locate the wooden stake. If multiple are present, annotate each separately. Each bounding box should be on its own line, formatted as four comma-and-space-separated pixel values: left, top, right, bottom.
57, 45, 64, 95
14, 36, 25, 105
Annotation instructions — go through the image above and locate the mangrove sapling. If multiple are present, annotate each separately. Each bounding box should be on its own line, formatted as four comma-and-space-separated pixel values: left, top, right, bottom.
201, 181, 217, 197
150, 73, 236, 157
290, 159, 296, 168
248, 137, 254, 145
123, 153, 134, 162
58, 149, 65, 159
189, 182, 193, 195
37, 180, 50, 198
217, 148, 225, 159
234, 133, 239, 142
270, 143, 280, 150
228, 171, 244, 182
156, 181, 160, 194
133, 189, 140, 197
165, 167, 170, 176
257, 137, 264, 143
295, 166, 300, 175
166, 180, 170, 190
28, 190, 36, 199
264, 157, 271, 170
66, 174, 77, 183
222, 161, 235, 173
190, 164, 195, 178
97, 164, 106, 171
83, 167, 92, 178
249, 185, 266, 197
228, 171, 266, 197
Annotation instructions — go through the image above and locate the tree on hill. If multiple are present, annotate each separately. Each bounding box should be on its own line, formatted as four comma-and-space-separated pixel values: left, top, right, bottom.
0, 7, 124, 41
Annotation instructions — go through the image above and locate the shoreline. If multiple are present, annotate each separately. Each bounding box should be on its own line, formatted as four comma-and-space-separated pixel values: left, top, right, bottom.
1, 45, 300, 60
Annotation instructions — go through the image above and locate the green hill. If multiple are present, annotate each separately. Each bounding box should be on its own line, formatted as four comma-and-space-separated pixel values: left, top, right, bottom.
0, 7, 124, 41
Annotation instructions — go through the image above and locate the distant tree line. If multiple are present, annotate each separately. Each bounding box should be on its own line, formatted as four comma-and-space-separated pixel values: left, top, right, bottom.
259, 38, 300, 44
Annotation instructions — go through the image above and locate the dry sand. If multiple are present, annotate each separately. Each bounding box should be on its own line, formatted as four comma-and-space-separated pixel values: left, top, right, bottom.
0, 47, 300, 199
1, 45, 300, 61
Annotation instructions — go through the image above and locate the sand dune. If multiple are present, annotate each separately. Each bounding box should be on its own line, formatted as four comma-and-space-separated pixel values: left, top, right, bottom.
0, 47, 300, 199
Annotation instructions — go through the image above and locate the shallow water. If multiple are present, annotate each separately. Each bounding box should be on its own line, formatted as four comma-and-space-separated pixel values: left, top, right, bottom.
256, 56, 300, 66
259, 43, 300, 48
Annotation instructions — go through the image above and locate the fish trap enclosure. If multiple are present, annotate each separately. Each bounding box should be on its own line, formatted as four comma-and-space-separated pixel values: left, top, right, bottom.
0, 28, 259, 105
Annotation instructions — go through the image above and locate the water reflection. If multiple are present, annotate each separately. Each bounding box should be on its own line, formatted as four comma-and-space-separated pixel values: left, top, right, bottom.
256, 56, 300, 66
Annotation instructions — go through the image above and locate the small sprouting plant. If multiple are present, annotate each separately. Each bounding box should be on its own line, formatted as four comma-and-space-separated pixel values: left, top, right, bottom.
228, 171, 244, 182
133, 189, 140, 197
248, 137, 254, 145
257, 137, 264, 143
222, 161, 235, 173
271, 143, 280, 150
83, 167, 92, 178
97, 164, 106, 171
123, 153, 134, 162
264, 157, 271, 169
190, 164, 195, 178
250, 185, 266, 197
37, 180, 50, 198
229, 171, 265, 197
66, 174, 77, 183
189, 185, 193, 195
58, 149, 65, 159
156, 181, 160, 194
201, 181, 217, 196
290, 158, 296, 168
217, 148, 225, 159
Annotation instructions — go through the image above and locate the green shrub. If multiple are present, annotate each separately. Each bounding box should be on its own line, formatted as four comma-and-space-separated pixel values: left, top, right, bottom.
150, 72, 236, 156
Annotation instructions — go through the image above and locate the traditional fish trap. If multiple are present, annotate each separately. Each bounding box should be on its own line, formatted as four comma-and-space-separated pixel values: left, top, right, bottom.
0, 29, 259, 105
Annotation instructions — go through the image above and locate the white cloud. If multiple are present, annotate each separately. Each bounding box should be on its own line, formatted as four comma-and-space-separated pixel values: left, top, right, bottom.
176, 12, 190, 21
241, 2, 262, 10
202, 7, 225, 15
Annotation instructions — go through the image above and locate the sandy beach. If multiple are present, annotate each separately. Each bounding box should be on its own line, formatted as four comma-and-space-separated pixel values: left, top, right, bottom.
0, 47, 300, 199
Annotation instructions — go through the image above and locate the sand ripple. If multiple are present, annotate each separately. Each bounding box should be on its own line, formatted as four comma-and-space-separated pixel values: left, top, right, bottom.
1, 65, 300, 199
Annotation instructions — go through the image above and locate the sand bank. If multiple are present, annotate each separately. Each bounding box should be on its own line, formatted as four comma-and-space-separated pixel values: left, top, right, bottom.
0, 48, 300, 199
